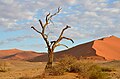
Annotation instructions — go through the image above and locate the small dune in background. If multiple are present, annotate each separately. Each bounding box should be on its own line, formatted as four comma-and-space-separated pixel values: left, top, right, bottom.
0, 49, 22, 58
0, 49, 45, 60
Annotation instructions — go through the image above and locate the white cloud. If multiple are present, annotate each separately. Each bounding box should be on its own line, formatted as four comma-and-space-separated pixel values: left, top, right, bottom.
0, 35, 39, 45
66, 0, 76, 5
0, 0, 120, 47
84, 11, 98, 17
101, 8, 120, 13
1, 0, 14, 4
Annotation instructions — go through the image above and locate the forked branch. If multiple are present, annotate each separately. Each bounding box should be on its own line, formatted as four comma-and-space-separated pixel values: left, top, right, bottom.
58, 25, 71, 39
48, 7, 62, 21
51, 25, 74, 50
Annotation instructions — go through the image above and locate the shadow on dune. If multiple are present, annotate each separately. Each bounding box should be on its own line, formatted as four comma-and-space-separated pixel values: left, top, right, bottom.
28, 41, 104, 62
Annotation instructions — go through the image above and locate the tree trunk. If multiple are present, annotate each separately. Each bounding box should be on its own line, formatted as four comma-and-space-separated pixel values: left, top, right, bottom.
45, 50, 53, 70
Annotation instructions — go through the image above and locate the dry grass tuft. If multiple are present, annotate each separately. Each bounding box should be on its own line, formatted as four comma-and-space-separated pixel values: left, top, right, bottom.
0, 60, 10, 72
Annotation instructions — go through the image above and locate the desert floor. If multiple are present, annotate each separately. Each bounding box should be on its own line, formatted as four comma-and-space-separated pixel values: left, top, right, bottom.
0, 60, 120, 79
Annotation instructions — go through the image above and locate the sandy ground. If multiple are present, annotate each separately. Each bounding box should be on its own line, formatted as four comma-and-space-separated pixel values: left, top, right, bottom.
0, 60, 79, 79
0, 60, 120, 79
0, 60, 45, 79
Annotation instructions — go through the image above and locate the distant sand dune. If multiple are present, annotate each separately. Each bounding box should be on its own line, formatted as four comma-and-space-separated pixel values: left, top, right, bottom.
0, 35, 120, 61
0, 49, 45, 60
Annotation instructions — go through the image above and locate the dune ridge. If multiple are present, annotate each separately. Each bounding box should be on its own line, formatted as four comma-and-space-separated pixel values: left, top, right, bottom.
93, 36, 120, 60
0, 35, 120, 61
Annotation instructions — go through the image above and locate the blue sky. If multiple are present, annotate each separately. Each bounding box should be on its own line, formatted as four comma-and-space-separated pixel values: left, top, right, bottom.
0, 0, 120, 52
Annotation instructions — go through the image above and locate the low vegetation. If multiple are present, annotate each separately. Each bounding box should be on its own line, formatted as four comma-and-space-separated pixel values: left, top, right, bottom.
0, 61, 10, 72
0, 56, 119, 79
48, 55, 111, 79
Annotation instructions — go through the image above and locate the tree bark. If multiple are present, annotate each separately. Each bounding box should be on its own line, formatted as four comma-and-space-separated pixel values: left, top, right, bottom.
45, 50, 53, 69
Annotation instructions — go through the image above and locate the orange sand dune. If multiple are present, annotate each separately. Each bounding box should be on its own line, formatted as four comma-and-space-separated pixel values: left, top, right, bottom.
0, 49, 22, 58
0, 49, 45, 60
29, 35, 120, 62
3, 51, 44, 60
93, 36, 120, 60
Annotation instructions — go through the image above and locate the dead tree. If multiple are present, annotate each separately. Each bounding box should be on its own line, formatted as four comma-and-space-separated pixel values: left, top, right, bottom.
31, 7, 74, 69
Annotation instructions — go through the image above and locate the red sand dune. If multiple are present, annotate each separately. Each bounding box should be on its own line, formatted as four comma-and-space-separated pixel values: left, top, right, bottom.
29, 35, 120, 62
0, 49, 22, 58
0, 49, 45, 60
93, 36, 120, 60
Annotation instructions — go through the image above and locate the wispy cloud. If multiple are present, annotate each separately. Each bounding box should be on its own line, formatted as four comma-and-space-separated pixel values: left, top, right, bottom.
0, 0, 120, 51
0, 35, 38, 45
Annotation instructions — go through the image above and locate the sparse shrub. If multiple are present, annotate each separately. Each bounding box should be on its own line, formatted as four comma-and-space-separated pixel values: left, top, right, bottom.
70, 61, 82, 73
88, 65, 108, 79
48, 55, 110, 79
48, 55, 77, 76
101, 67, 115, 72
57, 54, 78, 72
48, 65, 65, 76
78, 63, 109, 79
0, 61, 9, 72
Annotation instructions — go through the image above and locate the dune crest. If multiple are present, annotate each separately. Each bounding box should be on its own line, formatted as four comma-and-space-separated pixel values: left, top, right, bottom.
93, 36, 120, 60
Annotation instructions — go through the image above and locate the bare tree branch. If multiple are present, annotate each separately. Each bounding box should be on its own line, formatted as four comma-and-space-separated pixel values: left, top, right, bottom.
48, 7, 62, 21
55, 44, 68, 48
45, 13, 50, 25
50, 41, 56, 47
51, 25, 73, 51
44, 7, 62, 28
39, 19, 44, 29
61, 37, 74, 43
58, 25, 71, 39
31, 26, 42, 34
44, 34, 48, 39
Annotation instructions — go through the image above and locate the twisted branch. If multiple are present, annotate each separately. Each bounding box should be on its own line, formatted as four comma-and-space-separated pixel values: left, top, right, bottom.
51, 25, 74, 50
